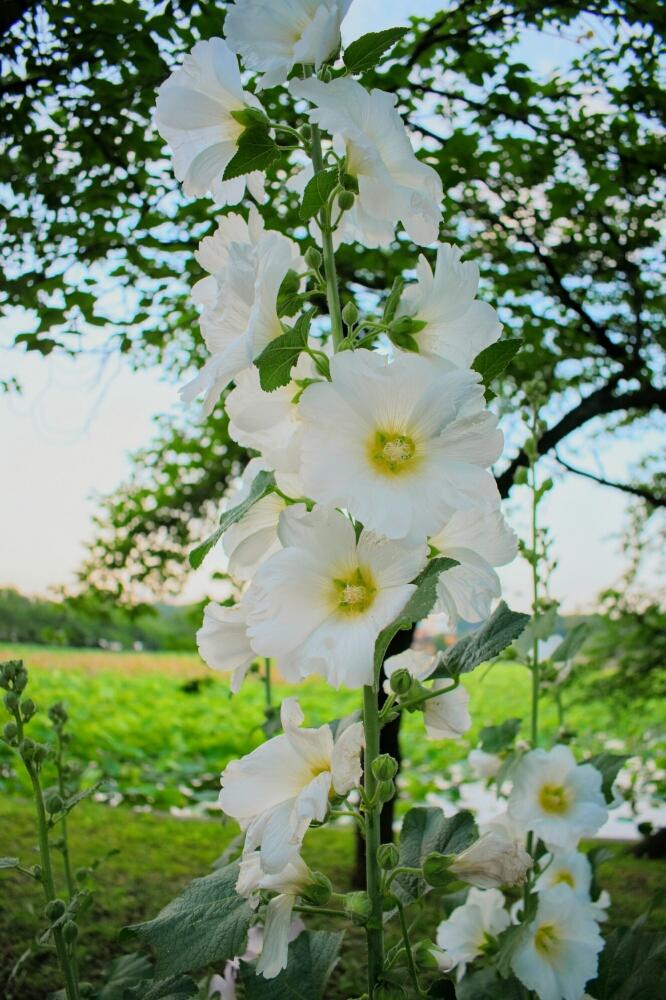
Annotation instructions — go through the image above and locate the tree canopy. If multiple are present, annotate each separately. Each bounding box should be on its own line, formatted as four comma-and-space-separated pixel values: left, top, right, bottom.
2, 0, 664, 597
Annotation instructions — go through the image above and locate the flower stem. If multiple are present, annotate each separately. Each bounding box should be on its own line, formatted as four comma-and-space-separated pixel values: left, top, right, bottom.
263, 658, 272, 708
362, 684, 384, 998
529, 422, 540, 750
309, 121, 344, 350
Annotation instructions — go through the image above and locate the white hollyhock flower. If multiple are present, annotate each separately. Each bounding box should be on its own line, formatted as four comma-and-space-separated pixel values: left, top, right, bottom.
469, 748, 503, 779
299, 350, 502, 543
396, 244, 501, 367
449, 831, 532, 889
383, 649, 471, 740
247, 505, 427, 687
535, 849, 592, 900
291, 77, 443, 247
226, 0, 351, 89
236, 852, 312, 979
182, 208, 302, 413
219, 698, 363, 872
226, 353, 320, 497
434, 887, 510, 980
196, 600, 255, 692
508, 746, 608, 850
222, 460, 286, 581
155, 37, 265, 205
511, 884, 604, 1000
431, 507, 517, 625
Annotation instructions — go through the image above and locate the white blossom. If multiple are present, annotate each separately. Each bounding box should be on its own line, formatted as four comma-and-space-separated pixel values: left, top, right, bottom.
246, 505, 427, 688
299, 349, 502, 543
291, 77, 443, 247
511, 884, 604, 1000
396, 243, 502, 367
434, 887, 510, 980
431, 506, 517, 625
535, 849, 592, 900
222, 460, 286, 581
155, 37, 265, 205
226, 0, 351, 89
219, 698, 363, 872
196, 600, 255, 692
508, 745, 608, 850
449, 831, 532, 889
182, 208, 302, 414
383, 649, 471, 740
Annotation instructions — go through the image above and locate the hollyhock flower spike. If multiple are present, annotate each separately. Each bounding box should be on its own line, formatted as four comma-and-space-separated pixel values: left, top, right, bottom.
219, 698, 363, 873
155, 37, 265, 205
290, 77, 443, 247
511, 883, 604, 1000
383, 649, 471, 740
299, 349, 502, 543
225, 0, 352, 89
508, 745, 608, 850
181, 207, 302, 413
246, 504, 428, 688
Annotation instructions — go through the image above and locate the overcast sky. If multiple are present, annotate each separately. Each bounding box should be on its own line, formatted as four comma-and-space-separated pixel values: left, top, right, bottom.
1, 0, 662, 613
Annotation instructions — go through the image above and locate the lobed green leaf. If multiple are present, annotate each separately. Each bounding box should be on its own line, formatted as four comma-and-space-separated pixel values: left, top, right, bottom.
189, 470, 276, 570
256, 312, 312, 392
240, 930, 343, 999
394, 807, 477, 904
433, 602, 530, 680
223, 127, 280, 181
343, 28, 409, 73
299, 168, 339, 222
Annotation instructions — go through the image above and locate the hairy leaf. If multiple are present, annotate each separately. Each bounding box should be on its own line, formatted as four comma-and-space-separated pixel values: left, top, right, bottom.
344, 28, 409, 73
256, 312, 312, 392
277, 270, 304, 318
433, 602, 530, 679
223, 127, 280, 180
240, 930, 343, 999
589, 920, 666, 999
456, 967, 525, 999
473, 339, 522, 391
98, 952, 152, 999
394, 807, 476, 904
125, 975, 198, 1000
189, 470, 275, 570
299, 168, 339, 222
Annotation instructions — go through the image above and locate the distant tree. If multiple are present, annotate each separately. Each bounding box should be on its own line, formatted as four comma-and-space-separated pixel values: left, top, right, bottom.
2, 1, 664, 596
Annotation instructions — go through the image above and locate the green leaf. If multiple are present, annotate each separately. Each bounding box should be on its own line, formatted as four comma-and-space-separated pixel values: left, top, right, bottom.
189, 470, 276, 570
97, 952, 152, 999
343, 28, 409, 73
551, 622, 590, 661
123, 862, 253, 977
589, 921, 666, 999
586, 752, 629, 803
299, 169, 339, 222
373, 557, 458, 677
472, 339, 522, 396
125, 975, 198, 1000
255, 312, 312, 392
479, 717, 522, 753
394, 808, 476, 904
456, 967, 525, 999
223, 127, 280, 181
277, 269, 303, 318
513, 607, 561, 658
240, 930, 343, 999
432, 602, 530, 680
382, 276, 405, 324
0, 857, 20, 869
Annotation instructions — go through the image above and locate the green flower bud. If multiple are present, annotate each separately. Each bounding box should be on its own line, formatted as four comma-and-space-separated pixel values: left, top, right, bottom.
4, 691, 19, 712
341, 300, 359, 326
376, 779, 395, 804
13, 670, 27, 694
45, 794, 64, 815
19, 737, 35, 760
79, 985, 95, 999
377, 843, 400, 870
3, 721, 18, 742
389, 668, 413, 696
304, 246, 323, 269
422, 852, 453, 888
75, 867, 90, 883
300, 123, 312, 140
513, 466, 529, 485
45, 899, 66, 921
32, 864, 42, 879
62, 920, 78, 943
340, 172, 359, 193
302, 871, 332, 907
33, 744, 49, 764
229, 107, 269, 129
372, 754, 398, 781
344, 891, 371, 925
337, 190, 355, 211
21, 698, 36, 720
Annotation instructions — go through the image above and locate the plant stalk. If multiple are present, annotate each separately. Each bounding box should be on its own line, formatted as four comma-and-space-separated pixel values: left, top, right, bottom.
362, 684, 384, 997
309, 120, 344, 350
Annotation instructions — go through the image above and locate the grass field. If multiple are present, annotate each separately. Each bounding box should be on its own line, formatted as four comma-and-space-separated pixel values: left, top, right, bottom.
1, 643, 665, 996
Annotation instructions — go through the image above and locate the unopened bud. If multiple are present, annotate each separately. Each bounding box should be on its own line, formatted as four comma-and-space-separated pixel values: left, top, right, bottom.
33, 744, 48, 764
45, 899, 66, 921
376, 779, 395, 804
75, 867, 90, 883
389, 668, 413, 696
32, 865, 42, 879
344, 891, 371, 925
337, 190, 355, 211
21, 698, 36, 720
341, 300, 359, 326
62, 920, 78, 943
377, 843, 400, 870
3, 721, 17, 742
372, 754, 398, 781
304, 246, 323, 269
422, 852, 453, 888
19, 737, 35, 760
45, 794, 64, 815
229, 107, 269, 129
14, 670, 27, 693
340, 172, 359, 192
302, 872, 332, 907
513, 466, 528, 485
4, 691, 19, 712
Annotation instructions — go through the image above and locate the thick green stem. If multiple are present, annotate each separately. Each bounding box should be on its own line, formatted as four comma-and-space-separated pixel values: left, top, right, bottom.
362, 684, 384, 997
529, 439, 540, 750
309, 121, 344, 350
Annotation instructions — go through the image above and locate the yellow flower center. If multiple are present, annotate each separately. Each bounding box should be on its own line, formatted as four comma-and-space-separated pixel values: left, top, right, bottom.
332, 566, 376, 615
535, 922, 560, 957
538, 782, 570, 815
368, 429, 418, 476
553, 871, 575, 888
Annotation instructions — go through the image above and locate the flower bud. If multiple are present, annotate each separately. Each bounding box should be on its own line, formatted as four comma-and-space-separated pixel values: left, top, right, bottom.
300, 124, 312, 140
513, 466, 529, 486
21, 698, 36, 721
302, 872, 332, 907
63, 920, 78, 943
4, 691, 19, 712
340, 172, 359, 192
32, 864, 42, 879
337, 190, 355, 211
19, 737, 35, 760
376, 779, 395, 804
3, 721, 18, 742
33, 744, 49, 764
448, 832, 532, 889
75, 867, 91, 883
304, 246, 323, 269
13, 670, 27, 693
372, 754, 398, 781
422, 852, 453, 888
45, 899, 66, 921
45, 794, 64, 815
377, 843, 400, 870
229, 107, 269, 128
344, 891, 371, 925
389, 668, 413, 696
341, 300, 359, 327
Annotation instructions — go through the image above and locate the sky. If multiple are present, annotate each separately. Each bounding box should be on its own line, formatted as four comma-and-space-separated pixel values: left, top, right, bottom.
1, 0, 663, 615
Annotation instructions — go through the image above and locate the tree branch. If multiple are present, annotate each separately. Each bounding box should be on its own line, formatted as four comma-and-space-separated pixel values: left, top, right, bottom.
553, 452, 666, 507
